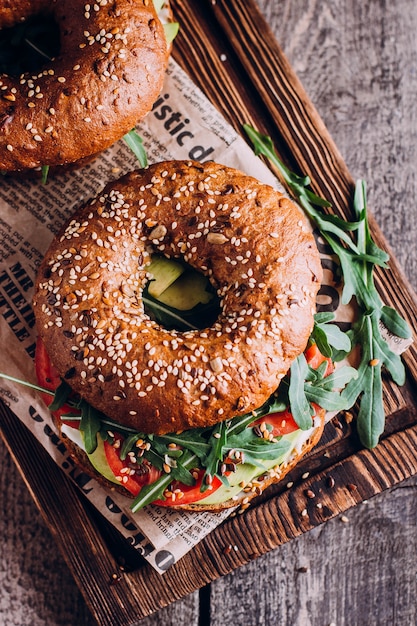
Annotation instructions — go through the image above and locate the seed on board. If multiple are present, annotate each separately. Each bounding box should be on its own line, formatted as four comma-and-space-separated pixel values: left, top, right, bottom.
344, 410, 354, 424
327, 475, 335, 488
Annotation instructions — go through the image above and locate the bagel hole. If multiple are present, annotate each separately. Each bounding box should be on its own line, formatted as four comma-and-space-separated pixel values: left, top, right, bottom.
0, 14, 60, 76
143, 255, 221, 332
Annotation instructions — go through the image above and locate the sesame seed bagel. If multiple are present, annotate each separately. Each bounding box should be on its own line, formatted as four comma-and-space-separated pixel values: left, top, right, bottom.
0, 0, 170, 171
33, 160, 323, 435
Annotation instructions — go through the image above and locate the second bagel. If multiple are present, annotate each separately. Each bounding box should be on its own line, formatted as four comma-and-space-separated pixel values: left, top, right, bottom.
0, 0, 171, 171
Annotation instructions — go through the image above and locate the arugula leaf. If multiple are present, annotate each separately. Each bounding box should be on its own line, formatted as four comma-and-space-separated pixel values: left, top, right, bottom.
122, 129, 148, 168
155, 432, 211, 461
304, 368, 357, 412
289, 354, 314, 429
78, 400, 102, 454
380, 305, 412, 340
226, 429, 291, 463
47, 380, 72, 411
314, 366, 358, 391
244, 124, 411, 449
119, 433, 143, 461
41, 165, 49, 185
170, 462, 196, 487
312, 312, 352, 356
338, 314, 384, 448
201, 421, 228, 492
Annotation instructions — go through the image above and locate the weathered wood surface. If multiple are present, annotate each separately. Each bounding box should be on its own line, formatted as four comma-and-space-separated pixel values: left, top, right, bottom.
1, 1, 416, 625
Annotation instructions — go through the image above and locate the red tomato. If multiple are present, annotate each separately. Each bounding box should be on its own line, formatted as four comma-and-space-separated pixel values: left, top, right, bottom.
153, 468, 224, 507
251, 409, 299, 437
34, 337, 81, 427
104, 434, 162, 497
304, 342, 334, 376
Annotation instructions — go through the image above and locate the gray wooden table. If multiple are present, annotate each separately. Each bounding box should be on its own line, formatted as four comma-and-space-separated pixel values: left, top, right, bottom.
1, 1, 416, 625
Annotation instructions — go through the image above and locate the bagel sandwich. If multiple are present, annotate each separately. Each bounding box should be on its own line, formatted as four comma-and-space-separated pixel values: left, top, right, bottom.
31, 159, 338, 512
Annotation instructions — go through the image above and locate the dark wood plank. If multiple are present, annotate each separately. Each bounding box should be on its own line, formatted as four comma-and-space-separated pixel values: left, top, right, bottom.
209, 2, 417, 625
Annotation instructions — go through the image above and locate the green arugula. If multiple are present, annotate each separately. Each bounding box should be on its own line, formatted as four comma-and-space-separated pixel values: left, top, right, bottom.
244, 124, 411, 448
311, 312, 352, 359
122, 129, 148, 168
41, 165, 49, 185
200, 421, 228, 492
288, 354, 314, 429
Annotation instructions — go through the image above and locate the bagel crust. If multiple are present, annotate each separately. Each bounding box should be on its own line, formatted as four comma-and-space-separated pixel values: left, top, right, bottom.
33, 160, 323, 435
0, 0, 169, 171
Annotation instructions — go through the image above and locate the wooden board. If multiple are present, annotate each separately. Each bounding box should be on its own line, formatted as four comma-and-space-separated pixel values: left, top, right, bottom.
1, 0, 417, 624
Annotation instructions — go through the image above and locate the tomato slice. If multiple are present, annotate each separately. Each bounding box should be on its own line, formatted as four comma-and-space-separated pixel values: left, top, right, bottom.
34, 337, 81, 427
153, 468, 224, 507
104, 434, 162, 497
251, 408, 299, 437
304, 342, 334, 376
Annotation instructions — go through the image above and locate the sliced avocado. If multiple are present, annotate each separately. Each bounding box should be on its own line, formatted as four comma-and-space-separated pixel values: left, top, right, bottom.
164, 22, 179, 44
147, 256, 185, 298
158, 270, 213, 310
86, 433, 120, 485
196, 429, 302, 505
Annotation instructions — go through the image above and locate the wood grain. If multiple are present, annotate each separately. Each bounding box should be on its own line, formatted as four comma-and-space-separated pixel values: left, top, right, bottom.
209, 3, 417, 626
1, 1, 416, 625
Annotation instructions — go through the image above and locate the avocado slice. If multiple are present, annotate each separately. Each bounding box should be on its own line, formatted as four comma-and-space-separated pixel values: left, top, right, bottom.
86, 433, 121, 485
157, 270, 213, 310
147, 256, 185, 298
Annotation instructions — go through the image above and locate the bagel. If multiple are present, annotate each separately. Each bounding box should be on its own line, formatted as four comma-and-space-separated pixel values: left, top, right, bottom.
33, 160, 323, 436
0, 0, 170, 171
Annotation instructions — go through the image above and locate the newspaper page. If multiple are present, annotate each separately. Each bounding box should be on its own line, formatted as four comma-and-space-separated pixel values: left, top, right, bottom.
0, 59, 412, 574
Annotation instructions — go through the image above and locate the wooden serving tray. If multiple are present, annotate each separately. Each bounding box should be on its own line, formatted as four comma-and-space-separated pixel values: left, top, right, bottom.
1, 1, 417, 624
